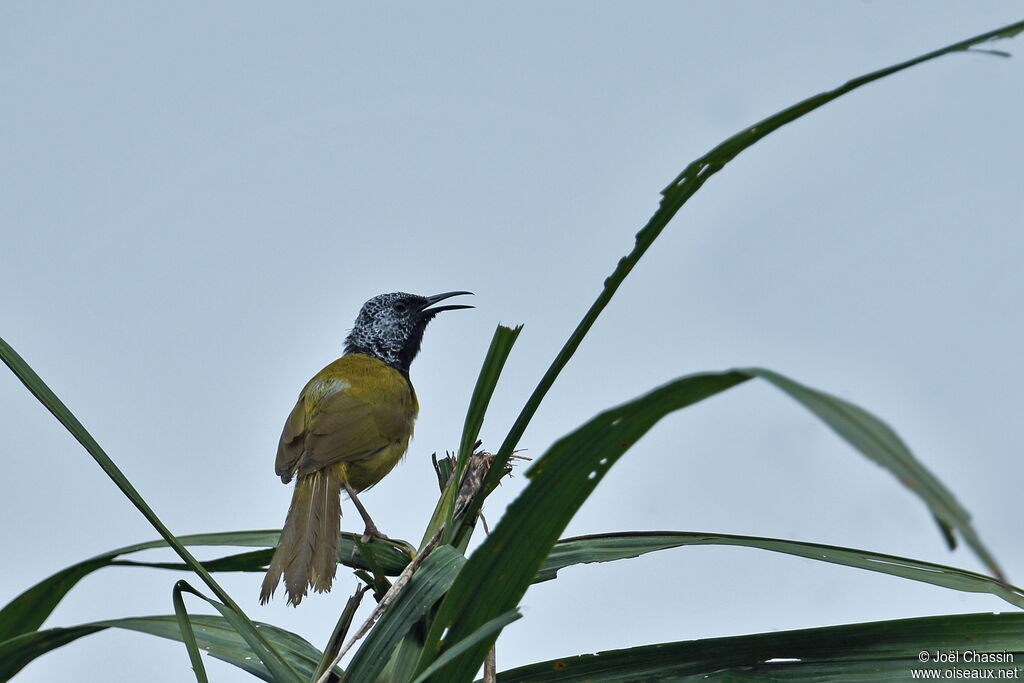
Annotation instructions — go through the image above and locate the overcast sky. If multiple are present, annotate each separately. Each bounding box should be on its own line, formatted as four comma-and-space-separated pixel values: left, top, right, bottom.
2, 3, 1023, 681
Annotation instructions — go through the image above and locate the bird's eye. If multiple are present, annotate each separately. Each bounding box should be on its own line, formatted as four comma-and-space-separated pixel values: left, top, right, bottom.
393, 303, 408, 313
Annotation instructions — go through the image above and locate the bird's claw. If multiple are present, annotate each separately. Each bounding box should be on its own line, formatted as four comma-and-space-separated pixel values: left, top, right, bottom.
360, 527, 390, 545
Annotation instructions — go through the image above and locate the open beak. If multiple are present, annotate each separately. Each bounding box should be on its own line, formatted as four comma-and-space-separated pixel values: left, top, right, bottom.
418, 290, 474, 316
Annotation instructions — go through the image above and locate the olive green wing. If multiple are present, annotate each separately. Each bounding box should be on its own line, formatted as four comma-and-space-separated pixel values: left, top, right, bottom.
291, 384, 415, 477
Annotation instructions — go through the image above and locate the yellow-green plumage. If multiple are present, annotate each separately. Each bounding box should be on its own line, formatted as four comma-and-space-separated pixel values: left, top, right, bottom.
259, 290, 471, 606
260, 354, 418, 606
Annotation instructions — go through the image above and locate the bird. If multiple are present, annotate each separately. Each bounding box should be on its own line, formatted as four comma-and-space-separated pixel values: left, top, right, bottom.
259, 290, 473, 606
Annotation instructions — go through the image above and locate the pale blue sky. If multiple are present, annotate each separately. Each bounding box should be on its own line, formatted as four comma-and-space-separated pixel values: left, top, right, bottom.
2, 3, 1023, 681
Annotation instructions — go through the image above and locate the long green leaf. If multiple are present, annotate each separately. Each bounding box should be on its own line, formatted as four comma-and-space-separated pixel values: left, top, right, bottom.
420, 324, 521, 549
0, 558, 109, 643
454, 17, 1024, 549
112, 536, 411, 575
345, 545, 466, 683
415, 355, 1012, 681
537, 531, 1024, 608
748, 367, 1000, 577
410, 610, 521, 683
458, 325, 523, 463
416, 372, 749, 681
377, 634, 426, 683
172, 581, 210, 683
0, 614, 331, 682
493, 612, 1024, 682
443, 324, 521, 547
0, 530, 411, 643
0, 337, 300, 681
163, 580, 305, 683
29, 526, 1014, 620
0, 625, 105, 682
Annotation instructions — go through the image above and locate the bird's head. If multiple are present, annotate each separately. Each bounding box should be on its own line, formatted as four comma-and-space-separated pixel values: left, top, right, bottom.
344, 291, 473, 375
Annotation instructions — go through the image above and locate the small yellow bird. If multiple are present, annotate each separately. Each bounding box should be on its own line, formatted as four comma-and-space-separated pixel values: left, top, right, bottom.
260, 291, 472, 606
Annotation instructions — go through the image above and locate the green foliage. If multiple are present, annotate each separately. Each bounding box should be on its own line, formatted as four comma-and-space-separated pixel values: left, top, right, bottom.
421, 324, 521, 549
173, 582, 211, 683
344, 546, 465, 682
538, 532, 1024, 606
496, 613, 1024, 682
2, 17, 1024, 683
0, 530, 410, 647
0, 615, 325, 682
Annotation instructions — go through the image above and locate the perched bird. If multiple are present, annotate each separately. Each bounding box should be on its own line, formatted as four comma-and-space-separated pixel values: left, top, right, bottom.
260, 291, 472, 606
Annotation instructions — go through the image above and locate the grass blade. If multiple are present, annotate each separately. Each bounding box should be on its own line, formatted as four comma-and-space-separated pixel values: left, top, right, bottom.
0, 337, 301, 680
169, 581, 306, 683
747, 367, 1002, 578
345, 545, 466, 683
0, 558, 110, 642
415, 372, 749, 681
420, 324, 521, 549
112, 534, 412, 575
0, 625, 106, 682
0, 530, 411, 643
414, 353, 1012, 680
0, 614, 328, 682
458, 325, 523, 462
455, 18, 1024, 547
535, 531, 1024, 608
494, 612, 1024, 682
410, 610, 521, 683
172, 581, 210, 683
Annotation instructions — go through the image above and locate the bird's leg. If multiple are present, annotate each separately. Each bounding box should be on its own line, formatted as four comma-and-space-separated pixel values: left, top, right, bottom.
343, 481, 389, 543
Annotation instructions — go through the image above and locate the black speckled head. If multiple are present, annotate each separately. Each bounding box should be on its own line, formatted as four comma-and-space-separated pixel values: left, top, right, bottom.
344, 291, 473, 376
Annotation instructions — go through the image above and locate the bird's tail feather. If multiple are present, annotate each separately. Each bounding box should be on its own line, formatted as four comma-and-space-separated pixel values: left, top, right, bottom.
260, 469, 342, 606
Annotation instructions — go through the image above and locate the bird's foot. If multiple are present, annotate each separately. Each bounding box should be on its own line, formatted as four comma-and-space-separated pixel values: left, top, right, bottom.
360, 526, 390, 545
